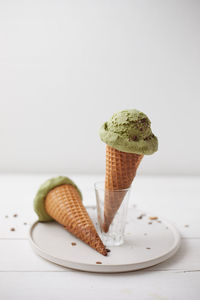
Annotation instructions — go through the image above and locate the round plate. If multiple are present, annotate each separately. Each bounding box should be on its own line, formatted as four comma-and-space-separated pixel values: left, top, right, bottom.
29, 207, 181, 273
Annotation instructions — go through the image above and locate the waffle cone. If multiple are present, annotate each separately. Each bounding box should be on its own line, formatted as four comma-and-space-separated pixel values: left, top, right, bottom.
45, 184, 107, 256
103, 145, 143, 232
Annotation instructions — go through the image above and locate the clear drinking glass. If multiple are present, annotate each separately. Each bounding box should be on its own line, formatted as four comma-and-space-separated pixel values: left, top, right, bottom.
94, 181, 131, 246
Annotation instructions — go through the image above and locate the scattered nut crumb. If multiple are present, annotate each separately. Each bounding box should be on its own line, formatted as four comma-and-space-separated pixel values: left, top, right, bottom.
184, 225, 189, 228
149, 216, 158, 220
13, 214, 18, 218
106, 248, 111, 253
148, 222, 152, 225
146, 247, 151, 250
157, 220, 162, 223
71, 242, 76, 246
10, 228, 15, 231
96, 261, 102, 264
137, 214, 145, 220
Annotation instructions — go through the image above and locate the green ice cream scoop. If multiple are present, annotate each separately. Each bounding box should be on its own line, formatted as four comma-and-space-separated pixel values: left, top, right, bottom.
34, 176, 82, 222
99, 109, 158, 155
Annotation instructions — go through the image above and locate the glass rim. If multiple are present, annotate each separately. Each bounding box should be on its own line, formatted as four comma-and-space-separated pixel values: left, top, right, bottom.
94, 181, 131, 192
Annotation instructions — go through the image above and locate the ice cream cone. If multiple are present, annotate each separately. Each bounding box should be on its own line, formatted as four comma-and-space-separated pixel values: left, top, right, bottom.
103, 145, 143, 232
45, 184, 107, 256
99, 110, 158, 232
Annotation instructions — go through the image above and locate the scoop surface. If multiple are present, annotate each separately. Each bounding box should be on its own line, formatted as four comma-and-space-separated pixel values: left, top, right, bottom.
99, 109, 158, 155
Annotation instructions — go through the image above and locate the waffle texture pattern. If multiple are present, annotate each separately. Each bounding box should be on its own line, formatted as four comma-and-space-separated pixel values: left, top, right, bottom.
45, 184, 107, 256
103, 145, 143, 232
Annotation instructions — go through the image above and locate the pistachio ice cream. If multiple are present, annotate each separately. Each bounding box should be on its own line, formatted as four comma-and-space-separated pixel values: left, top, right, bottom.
100, 109, 158, 155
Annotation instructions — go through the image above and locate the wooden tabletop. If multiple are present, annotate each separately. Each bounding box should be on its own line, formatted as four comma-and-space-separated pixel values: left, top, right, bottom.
0, 174, 199, 300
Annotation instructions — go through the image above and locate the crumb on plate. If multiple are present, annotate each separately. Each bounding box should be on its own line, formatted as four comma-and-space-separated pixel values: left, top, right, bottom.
137, 214, 145, 220
149, 216, 158, 220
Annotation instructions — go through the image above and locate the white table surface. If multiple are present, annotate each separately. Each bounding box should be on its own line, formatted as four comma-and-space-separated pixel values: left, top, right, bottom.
0, 174, 199, 300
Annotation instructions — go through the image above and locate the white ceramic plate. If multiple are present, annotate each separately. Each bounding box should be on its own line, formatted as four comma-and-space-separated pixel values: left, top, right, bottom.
29, 207, 181, 273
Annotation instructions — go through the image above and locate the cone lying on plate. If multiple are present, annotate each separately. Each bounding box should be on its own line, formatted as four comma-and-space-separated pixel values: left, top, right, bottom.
34, 176, 107, 256
100, 109, 158, 232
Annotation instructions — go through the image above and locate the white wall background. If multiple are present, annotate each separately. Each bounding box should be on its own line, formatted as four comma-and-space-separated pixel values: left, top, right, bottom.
0, 0, 200, 175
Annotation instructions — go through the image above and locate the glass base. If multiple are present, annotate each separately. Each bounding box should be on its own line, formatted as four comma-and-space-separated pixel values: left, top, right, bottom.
99, 231, 124, 246
94, 181, 131, 247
